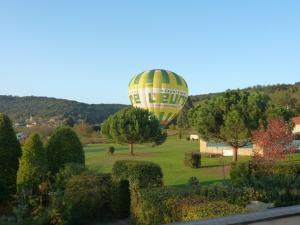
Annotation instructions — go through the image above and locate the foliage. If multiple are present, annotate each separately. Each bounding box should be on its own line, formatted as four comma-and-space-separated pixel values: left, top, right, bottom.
17, 134, 48, 196
101, 107, 167, 155
46, 127, 85, 174
23, 125, 55, 144
0, 95, 127, 124
252, 117, 296, 160
190, 82, 300, 115
111, 160, 163, 219
188, 176, 200, 186
136, 186, 245, 225
189, 90, 291, 161
176, 98, 193, 129
64, 174, 112, 225
184, 152, 201, 168
54, 163, 86, 191
230, 162, 252, 185
231, 159, 300, 207
0, 113, 22, 202
73, 122, 94, 138
107, 146, 115, 155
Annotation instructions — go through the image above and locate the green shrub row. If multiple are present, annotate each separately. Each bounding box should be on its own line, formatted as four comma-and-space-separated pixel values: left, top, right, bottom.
111, 160, 163, 219
230, 161, 300, 206
136, 186, 245, 225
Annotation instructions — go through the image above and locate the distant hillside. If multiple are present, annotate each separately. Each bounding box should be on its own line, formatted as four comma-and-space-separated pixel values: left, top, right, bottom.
190, 82, 300, 115
0, 95, 128, 124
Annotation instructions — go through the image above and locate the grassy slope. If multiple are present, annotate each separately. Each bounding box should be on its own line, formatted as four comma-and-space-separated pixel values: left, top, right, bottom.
85, 136, 250, 186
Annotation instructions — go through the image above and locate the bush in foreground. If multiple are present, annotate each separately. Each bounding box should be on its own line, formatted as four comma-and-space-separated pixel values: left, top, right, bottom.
137, 186, 245, 225
46, 127, 85, 174
17, 133, 48, 196
111, 160, 163, 219
64, 174, 112, 225
0, 113, 22, 202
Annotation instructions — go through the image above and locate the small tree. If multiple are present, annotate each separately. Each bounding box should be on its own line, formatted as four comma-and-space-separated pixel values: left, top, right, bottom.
17, 133, 48, 195
252, 117, 296, 160
101, 108, 167, 155
46, 127, 85, 174
189, 90, 290, 162
0, 113, 21, 202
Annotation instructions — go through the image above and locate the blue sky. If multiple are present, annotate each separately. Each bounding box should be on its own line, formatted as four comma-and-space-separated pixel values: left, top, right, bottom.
0, 1, 299, 104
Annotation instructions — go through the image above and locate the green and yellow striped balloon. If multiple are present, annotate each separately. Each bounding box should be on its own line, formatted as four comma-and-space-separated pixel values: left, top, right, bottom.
128, 69, 189, 126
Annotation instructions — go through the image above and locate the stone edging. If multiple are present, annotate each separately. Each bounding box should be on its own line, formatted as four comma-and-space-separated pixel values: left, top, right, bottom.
166, 205, 300, 225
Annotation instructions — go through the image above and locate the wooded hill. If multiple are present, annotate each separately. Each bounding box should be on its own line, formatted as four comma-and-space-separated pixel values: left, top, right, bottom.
0, 95, 127, 124
1, 81, 300, 125
189, 82, 300, 115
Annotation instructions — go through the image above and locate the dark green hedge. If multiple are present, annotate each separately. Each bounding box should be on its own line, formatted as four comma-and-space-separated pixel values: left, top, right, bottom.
230, 161, 300, 207
184, 152, 201, 168
64, 173, 112, 225
136, 186, 245, 225
111, 160, 163, 219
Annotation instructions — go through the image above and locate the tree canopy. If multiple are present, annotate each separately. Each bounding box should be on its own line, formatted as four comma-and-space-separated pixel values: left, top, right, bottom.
101, 107, 167, 155
46, 127, 85, 174
17, 133, 48, 195
189, 90, 292, 161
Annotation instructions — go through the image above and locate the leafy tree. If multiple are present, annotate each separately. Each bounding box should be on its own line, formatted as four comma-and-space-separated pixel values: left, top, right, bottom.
252, 117, 295, 160
101, 108, 167, 155
177, 97, 193, 129
189, 90, 289, 162
17, 133, 48, 195
46, 127, 85, 174
0, 113, 21, 202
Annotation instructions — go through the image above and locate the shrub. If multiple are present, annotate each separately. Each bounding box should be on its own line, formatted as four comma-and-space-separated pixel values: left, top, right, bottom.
111, 160, 163, 219
184, 152, 201, 168
17, 134, 48, 195
54, 163, 86, 191
137, 186, 245, 225
107, 146, 115, 155
46, 127, 84, 174
231, 160, 300, 207
188, 176, 200, 186
186, 136, 190, 141
64, 174, 112, 224
230, 162, 251, 185
0, 113, 22, 202
197, 183, 257, 206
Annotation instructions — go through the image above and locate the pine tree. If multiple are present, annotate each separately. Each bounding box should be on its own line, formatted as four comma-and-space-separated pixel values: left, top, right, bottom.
101, 108, 166, 155
0, 113, 21, 202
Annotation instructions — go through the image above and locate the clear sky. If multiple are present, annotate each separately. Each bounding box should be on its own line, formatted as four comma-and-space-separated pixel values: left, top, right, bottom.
0, 1, 299, 104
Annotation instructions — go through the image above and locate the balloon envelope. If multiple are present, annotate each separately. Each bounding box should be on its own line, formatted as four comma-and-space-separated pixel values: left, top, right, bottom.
128, 69, 188, 126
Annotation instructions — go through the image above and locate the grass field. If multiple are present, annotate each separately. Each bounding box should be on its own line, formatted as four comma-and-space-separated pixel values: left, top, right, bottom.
85, 136, 251, 186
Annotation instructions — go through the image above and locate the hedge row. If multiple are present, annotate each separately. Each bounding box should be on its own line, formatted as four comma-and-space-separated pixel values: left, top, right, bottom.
136, 186, 245, 225
230, 161, 300, 207
111, 160, 163, 219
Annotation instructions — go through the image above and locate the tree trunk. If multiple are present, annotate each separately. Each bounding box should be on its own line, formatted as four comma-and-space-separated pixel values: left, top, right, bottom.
232, 146, 238, 162
129, 143, 133, 156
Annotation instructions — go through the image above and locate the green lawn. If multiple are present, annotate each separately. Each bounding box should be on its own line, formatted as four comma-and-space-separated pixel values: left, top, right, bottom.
85, 136, 250, 186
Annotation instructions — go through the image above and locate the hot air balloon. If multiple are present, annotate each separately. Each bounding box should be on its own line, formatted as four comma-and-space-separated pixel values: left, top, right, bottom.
128, 69, 189, 126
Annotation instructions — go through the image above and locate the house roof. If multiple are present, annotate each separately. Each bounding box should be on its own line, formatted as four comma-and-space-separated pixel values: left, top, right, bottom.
292, 116, 300, 125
